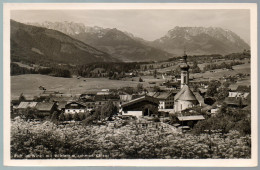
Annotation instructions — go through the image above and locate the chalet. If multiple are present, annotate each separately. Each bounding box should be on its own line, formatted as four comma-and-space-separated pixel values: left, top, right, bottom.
147, 91, 177, 109
65, 101, 86, 114
36, 102, 57, 116
120, 95, 159, 117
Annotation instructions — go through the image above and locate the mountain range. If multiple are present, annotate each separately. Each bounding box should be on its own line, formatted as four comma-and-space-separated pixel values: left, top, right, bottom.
13, 20, 250, 65
151, 26, 250, 55
29, 21, 173, 62
11, 20, 118, 65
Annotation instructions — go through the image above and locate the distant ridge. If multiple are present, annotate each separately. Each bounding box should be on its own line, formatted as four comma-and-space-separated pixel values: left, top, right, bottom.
151, 26, 250, 55
11, 20, 119, 65
28, 21, 174, 62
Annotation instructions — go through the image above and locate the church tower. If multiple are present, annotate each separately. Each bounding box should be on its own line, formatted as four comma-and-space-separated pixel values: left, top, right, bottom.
180, 51, 189, 88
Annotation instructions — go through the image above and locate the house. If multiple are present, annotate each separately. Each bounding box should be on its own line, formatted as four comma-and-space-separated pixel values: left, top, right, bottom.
120, 95, 159, 117
228, 92, 250, 99
65, 101, 86, 114
96, 89, 110, 95
22, 94, 35, 102
11, 93, 23, 107
50, 94, 80, 102
84, 99, 96, 111
177, 115, 205, 128
17, 102, 38, 109
94, 94, 121, 107
147, 91, 177, 109
224, 96, 250, 108
162, 82, 179, 90
36, 102, 57, 116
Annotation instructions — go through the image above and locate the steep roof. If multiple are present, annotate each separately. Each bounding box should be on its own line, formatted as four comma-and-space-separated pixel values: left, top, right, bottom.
36, 102, 55, 111
121, 95, 159, 108
17, 102, 38, 109
147, 91, 176, 100
174, 85, 198, 101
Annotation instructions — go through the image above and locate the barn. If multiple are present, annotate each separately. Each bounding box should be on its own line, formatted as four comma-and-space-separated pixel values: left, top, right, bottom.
120, 95, 159, 117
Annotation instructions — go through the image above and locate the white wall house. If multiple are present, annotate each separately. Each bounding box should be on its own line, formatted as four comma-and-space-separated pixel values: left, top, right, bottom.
65, 101, 86, 114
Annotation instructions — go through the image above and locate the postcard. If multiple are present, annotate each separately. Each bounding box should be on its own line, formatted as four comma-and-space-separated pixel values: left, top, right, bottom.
3, 2, 258, 167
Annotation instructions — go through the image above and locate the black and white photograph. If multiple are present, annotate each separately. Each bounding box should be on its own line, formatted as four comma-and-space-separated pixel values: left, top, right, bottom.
3, 3, 258, 167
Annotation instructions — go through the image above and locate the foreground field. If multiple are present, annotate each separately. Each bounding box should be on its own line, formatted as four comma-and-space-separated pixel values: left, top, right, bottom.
11, 117, 251, 159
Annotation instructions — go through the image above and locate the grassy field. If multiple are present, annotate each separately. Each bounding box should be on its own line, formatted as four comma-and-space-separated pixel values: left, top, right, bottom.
11, 61, 250, 97
11, 74, 151, 96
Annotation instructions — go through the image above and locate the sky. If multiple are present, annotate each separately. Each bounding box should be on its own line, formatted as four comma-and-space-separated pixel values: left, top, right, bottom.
11, 9, 250, 43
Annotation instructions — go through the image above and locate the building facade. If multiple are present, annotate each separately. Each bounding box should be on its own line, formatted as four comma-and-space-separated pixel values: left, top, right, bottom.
174, 53, 199, 112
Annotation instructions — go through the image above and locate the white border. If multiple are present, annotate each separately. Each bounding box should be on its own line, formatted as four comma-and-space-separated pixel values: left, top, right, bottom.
3, 3, 258, 167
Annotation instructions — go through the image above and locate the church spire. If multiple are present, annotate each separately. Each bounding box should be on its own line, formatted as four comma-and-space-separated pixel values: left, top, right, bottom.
180, 49, 189, 88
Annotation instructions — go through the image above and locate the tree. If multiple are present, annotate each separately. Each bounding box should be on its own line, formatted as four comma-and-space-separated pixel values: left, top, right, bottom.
79, 112, 87, 121
100, 101, 118, 120
59, 113, 65, 121
191, 61, 201, 73
217, 87, 229, 101
153, 86, 161, 92
23, 107, 37, 120
65, 113, 73, 121
137, 83, 143, 93
73, 112, 81, 121
153, 69, 157, 78
51, 111, 59, 123
206, 80, 221, 97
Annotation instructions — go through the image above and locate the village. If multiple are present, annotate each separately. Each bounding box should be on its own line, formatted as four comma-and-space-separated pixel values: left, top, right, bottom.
11, 52, 251, 133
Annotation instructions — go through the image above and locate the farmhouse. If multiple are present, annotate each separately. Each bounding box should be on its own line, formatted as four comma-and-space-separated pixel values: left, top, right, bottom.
65, 101, 86, 114
120, 95, 159, 117
148, 91, 177, 109
36, 102, 57, 116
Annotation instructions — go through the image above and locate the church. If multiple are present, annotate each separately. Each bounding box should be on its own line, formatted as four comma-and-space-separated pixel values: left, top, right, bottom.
174, 52, 199, 112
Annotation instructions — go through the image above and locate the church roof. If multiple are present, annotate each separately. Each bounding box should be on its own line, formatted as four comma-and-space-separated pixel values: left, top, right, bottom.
174, 85, 198, 101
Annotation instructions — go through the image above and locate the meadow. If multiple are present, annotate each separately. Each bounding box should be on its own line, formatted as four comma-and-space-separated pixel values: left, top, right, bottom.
11, 75, 148, 96
11, 59, 250, 96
